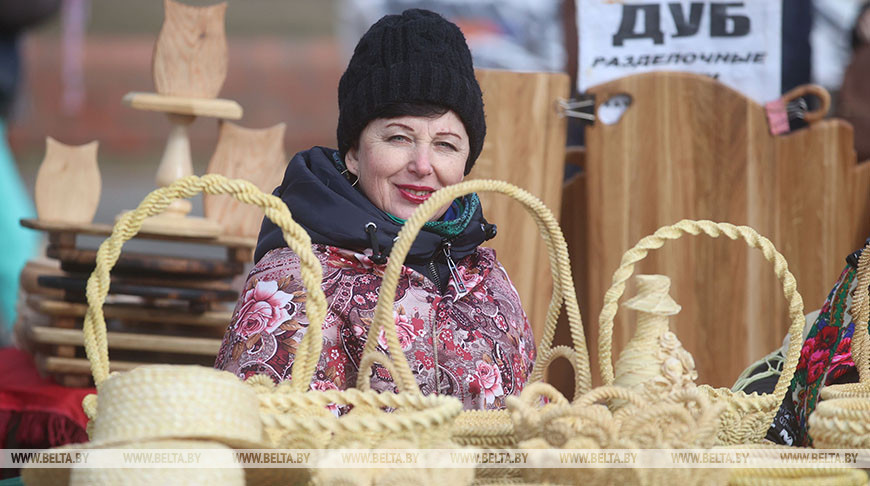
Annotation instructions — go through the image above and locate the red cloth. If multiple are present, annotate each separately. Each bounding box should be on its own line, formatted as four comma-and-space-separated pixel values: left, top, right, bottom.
0, 348, 92, 448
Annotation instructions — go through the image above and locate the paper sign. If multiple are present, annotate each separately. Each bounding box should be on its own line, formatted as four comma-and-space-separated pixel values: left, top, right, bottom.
578, 0, 782, 103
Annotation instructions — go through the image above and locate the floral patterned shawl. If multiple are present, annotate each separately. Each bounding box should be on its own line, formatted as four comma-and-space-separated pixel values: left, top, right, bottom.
215, 244, 537, 411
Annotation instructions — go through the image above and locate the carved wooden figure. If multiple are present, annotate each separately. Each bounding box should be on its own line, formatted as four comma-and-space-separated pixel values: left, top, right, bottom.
204, 121, 287, 238
613, 274, 698, 399
119, 0, 241, 237
34, 137, 101, 224
153, 0, 228, 98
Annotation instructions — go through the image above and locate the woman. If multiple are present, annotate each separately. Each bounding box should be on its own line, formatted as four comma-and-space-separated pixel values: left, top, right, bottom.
736, 241, 867, 446
215, 9, 536, 410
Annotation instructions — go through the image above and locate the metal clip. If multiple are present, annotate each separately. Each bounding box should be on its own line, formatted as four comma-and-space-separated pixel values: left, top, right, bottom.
557, 96, 596, 123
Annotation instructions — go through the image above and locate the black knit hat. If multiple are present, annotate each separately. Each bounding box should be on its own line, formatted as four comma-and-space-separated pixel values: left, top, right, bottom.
337, 8, 486, 175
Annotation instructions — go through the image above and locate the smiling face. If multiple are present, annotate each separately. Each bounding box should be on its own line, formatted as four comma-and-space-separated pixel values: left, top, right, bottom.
345, 110, 470, 221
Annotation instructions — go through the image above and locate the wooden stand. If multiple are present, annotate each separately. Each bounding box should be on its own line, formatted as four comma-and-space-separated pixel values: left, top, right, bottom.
117, 0, 240, 237
120, 93, 243, 237
16, 218, 254, 386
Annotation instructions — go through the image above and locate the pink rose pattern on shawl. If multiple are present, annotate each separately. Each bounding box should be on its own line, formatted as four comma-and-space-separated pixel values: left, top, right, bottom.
476, 360, 504, 407
215, 244, 536, 410
235, 280, 296, 338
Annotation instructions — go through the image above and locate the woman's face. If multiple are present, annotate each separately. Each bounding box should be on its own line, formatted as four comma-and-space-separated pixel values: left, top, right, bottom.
345, 110, 469, 221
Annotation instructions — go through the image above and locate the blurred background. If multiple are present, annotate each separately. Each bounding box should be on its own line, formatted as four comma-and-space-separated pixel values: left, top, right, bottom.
5, 0, 870, 227
7, 0, 342, 227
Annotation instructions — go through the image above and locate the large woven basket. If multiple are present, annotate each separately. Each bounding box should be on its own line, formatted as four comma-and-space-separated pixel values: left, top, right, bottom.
81, 174, 463, 451
597, 220, 806, 445
356, 179, 592, 450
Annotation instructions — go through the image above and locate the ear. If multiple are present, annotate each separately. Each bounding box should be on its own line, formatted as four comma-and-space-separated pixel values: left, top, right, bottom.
345, 147, 360, 177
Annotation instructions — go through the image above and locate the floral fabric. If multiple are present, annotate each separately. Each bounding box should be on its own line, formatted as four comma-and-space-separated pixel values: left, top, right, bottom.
215, 244, 537, 410
789, 265, 858, 446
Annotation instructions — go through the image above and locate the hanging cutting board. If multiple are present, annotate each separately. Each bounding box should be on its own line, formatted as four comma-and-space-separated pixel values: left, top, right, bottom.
577, 71, 861, 388
471, 69, 570, 345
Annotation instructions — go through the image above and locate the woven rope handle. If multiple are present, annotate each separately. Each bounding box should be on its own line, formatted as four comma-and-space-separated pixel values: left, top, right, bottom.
597, 220, 805, 404
83, 174, 326, 391
356, 351, 412, 392
852, 241, 870, 382
357, 179, 591, 398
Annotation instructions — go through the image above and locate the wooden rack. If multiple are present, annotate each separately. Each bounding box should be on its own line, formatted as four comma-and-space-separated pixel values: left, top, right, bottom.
15, 218, 255, 387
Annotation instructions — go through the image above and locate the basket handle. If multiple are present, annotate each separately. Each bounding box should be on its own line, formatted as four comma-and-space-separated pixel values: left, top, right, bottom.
356, 351, 414, 393
597, 220, 805, 405
83, 174, 327, 392
852, 241, 870, 382
355, 179, 591, 399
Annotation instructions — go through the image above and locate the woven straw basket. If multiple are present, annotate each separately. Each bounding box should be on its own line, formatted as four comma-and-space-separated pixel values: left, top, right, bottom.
728, 467, 869, 485
356, 179, 592, 450
597, 220, 806, 445
23, 440, 246, 486
717, 444, 869, 485
80, 174, 463, 452
506, 381, 729, 486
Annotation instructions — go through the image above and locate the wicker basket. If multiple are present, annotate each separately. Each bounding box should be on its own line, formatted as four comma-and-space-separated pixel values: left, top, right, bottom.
808, 398, 870, 449
355, 179, 592, 450
505, 381, 728, 486
728, 467, 868, 485
597, 220, 807, 445
81, 174, 463, 453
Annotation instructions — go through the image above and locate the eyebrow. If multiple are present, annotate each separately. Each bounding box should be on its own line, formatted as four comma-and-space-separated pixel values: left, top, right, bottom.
384, 122, 463, 140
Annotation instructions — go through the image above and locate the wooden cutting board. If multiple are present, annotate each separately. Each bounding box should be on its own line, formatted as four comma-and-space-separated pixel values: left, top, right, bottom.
576, 71, 863, 388
471, 69, 570, 345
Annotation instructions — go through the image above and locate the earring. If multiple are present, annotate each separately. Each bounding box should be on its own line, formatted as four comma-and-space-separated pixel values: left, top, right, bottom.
341, 169, 360, 187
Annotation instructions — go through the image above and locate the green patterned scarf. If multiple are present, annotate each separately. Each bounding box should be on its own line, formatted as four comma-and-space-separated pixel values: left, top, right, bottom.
331, 150, 478, 239
386, 194, 480, 239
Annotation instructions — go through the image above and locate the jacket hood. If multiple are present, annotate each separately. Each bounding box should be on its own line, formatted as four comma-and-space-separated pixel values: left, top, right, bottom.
255, 147, 491, 266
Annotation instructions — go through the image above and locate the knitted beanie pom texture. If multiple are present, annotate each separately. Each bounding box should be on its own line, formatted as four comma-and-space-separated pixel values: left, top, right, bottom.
337, 8, 486, 175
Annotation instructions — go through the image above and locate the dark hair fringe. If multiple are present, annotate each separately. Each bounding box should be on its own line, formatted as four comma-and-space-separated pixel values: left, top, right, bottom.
349, 102, 450, 151
372, 101, 449, 120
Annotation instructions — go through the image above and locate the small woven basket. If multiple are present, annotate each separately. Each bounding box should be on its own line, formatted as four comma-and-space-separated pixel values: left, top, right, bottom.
81, 174, 462, 452
597, 220, 806, 445
356, 179, 592, 451
728, 467, 868, 485
809, 398, 870, 449
506, 381, 728, 486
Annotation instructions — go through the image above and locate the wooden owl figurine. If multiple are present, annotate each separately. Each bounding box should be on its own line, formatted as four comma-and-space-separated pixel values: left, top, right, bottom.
152, 0, 228, 98
35, 137, 101, 223
203, 121, 287, 237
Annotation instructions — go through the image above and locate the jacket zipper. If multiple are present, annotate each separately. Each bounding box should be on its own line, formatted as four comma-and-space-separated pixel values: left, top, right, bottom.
428, 259, 442, 292
430, 239, 475, 392
443, 242, 467, 295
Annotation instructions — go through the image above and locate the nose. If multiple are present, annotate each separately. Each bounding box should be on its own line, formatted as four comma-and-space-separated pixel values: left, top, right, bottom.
408, 145, 434, 176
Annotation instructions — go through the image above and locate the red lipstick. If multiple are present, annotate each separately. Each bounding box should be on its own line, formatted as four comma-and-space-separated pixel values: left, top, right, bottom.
396, 184, 435, 204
